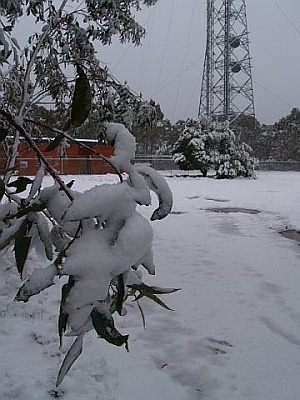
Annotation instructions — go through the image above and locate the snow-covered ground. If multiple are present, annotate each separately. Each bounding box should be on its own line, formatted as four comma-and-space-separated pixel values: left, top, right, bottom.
1, 171, 300, 400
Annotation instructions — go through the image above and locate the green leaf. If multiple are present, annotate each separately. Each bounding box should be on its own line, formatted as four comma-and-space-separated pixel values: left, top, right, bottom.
66, 179, 75, 189
56, 333, 84, 387
144, 285, 181, 295
0, 178, 5, 201
45, 134, 64, 152
116, 274, 125, 315
129, 283, 180, 311
58, 277, 75, 347
91, 309, 129, 350
14, 235, 31, 277
70, 65, 91, 129
7, 176, 33, 194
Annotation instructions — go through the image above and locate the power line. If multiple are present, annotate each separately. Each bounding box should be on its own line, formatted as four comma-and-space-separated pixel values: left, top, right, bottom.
253, 80, 293, 108
111, 3, 160, 73
172, 0, 198, 121
156, 0, 175, 94
271, 0, 300, 35
151, 57, 203, 98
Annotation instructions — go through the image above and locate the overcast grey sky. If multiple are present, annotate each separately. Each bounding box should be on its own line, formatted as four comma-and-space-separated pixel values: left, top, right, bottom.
99, 0, 300, 125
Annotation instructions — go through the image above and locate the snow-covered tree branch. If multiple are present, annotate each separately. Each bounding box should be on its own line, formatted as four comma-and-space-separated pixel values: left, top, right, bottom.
0, 0, 178, 392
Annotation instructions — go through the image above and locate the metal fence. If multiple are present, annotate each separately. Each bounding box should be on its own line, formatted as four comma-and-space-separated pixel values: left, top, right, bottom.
133, 155, 178, 171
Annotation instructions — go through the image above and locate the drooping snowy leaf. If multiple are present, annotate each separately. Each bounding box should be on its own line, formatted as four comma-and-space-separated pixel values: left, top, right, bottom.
35, 213, 53, 261
91, 308, 129, 349
56, 333, 84, 387
51, 225, 68, 252
0, 217, 26, 250
15, 263, 57, 302
70, 65, 91, 129
63, 182, 136, 223
134, 164, 173, 220
104, 123, 136, 170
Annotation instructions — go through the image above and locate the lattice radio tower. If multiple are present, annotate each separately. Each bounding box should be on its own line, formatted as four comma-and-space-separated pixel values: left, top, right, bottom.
198, 0, 255, 124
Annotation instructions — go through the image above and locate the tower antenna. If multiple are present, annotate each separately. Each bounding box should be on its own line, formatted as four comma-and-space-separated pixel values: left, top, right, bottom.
198, 0, 255, 124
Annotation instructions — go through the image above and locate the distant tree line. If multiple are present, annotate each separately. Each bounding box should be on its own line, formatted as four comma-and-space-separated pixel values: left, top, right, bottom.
2, 104, 299, 162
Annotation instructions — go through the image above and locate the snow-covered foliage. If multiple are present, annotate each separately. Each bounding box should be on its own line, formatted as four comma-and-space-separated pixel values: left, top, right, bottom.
173, 119, 258, 178
0, 122, 175, 389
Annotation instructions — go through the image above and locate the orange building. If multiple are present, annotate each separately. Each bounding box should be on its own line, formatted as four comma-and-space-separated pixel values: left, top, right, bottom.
1, 139, 115, 175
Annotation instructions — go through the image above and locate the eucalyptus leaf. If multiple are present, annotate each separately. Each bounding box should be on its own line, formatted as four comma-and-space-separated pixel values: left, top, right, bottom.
14, 235, 31, 277
56, 333, 84, 387
116, 274, 125, 316
91, 309, 129, 350
70, 65, 91, 129
7, 177, 33, 194
15, 263, 58, 302
45, 134, 64, 152
58, 277, 75, 347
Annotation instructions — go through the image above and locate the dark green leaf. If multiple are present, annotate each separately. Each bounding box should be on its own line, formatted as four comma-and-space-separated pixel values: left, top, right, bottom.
129, 283, 179, 311
56, 333, 84, 387
45, 134, 64, 152
7, 176, 33, 194
14, 235, 31, 277
66, 180, 75, 189
70, 65, 91, 129
116, 274, 125, 315
0, 178, 5, 201
134, 295, 146, 328
91, 309, 129, 350
145, 286, 181, 295
58, 277, 75, 346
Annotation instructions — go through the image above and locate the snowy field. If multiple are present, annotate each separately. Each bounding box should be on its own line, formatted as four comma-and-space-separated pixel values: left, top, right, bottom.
1, 171, 300, 400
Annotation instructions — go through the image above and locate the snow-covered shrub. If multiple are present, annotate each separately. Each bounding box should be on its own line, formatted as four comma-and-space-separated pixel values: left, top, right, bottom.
173, 119, 258, 178
172, 120, 211, 176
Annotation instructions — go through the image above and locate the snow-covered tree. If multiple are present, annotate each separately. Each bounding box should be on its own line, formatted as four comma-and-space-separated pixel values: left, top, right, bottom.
173, 119, 258, 178
0, 0, 178, 392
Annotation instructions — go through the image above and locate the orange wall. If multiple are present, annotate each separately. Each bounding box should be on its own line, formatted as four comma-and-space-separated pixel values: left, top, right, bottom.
11, 143, 115, 175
